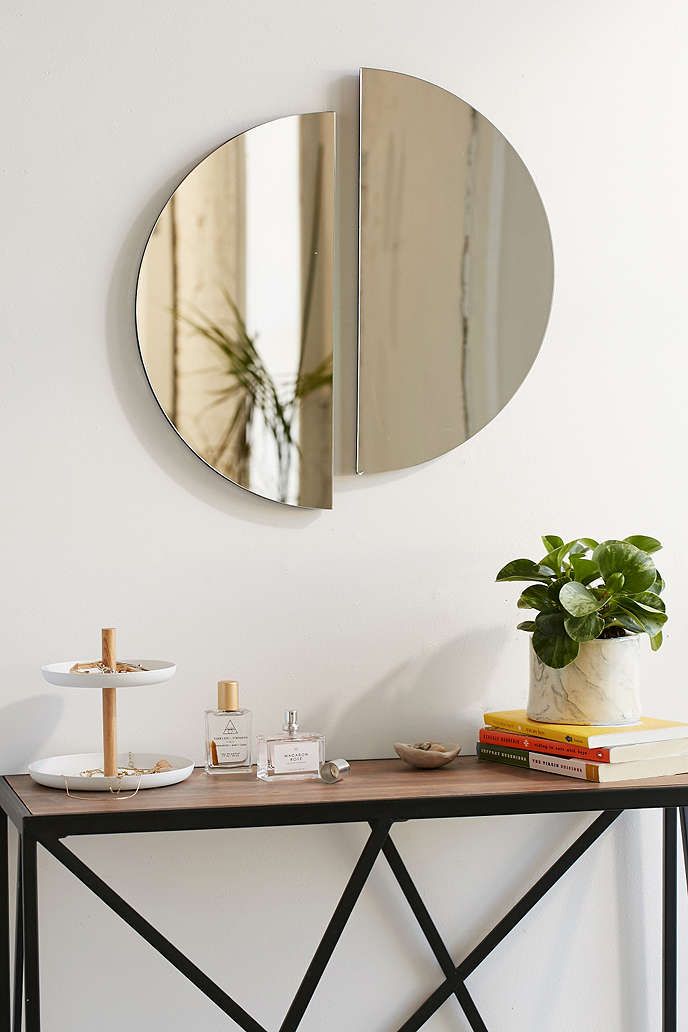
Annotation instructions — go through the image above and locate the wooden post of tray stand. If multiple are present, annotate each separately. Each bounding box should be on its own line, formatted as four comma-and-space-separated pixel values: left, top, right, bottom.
101, 627, 117, 777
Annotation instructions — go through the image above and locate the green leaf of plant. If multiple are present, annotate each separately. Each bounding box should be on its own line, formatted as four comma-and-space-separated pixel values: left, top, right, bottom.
605, 572, 625, 594
517, 585, 558, 612
561, 539, 592, 558
534, 612, 567, 635
633, 591, 666, 613
615, 599, 667, 638
543, 539, 590, 571
650, 630, 663, 651
594, 540, 657, 594
605, 608, 644, 634
564, 612, 604, 642
496, 559, 555, 583
569, 557, 600, 585
624, 535, 662, 554
541, 535, 564, 553
538, 546, 565, 574
652, 569, 665, 595
532, 614, 579, 668
517, 620, 537, 632
559, 581, 604, 617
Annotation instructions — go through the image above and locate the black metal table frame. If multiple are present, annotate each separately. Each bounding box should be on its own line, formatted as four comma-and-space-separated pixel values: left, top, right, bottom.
0, 778, 686, 1032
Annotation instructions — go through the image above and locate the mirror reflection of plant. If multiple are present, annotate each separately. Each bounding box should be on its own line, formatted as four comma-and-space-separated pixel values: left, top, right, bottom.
496, 535, 667, 669
179, 292, 332, 502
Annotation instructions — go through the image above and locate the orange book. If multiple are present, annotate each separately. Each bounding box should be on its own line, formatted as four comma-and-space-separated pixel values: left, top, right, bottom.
479, 726, 688, 764
479, 727, 611, 762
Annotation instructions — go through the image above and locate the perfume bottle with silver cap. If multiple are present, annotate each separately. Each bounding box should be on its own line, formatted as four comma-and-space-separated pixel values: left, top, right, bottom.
256, 710, 325, 782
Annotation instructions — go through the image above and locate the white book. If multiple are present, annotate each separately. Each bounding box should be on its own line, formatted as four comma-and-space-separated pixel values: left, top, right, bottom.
528, 751, 688, 783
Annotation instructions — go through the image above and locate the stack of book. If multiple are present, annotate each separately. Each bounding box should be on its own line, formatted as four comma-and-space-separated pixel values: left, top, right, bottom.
477, 710, 688, 782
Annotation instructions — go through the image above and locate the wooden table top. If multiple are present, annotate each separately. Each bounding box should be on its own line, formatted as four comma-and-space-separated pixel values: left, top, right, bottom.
4, 758, 688, 834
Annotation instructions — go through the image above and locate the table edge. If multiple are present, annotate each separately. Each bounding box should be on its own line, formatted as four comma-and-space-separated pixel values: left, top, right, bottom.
4, 773, 688, 837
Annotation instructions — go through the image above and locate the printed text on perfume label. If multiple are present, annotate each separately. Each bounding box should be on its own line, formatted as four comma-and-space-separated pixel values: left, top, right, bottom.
270, 741, 319, 773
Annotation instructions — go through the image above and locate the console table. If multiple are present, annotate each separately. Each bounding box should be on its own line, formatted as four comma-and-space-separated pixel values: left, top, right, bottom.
1, 758, 687, 1031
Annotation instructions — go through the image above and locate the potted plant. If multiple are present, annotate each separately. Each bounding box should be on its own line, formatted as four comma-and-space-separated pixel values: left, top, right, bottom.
496, 536, 667, 725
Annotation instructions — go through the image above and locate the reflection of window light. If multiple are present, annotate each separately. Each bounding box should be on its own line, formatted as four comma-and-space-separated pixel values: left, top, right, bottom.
245, 119, 301, 502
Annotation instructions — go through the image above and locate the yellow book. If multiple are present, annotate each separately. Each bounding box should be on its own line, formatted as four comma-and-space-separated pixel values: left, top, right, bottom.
483, 709, 688, 749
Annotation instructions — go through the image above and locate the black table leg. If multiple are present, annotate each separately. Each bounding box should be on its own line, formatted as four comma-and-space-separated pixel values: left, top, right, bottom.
279, 819, 393, 1032
12, 841, 22, 1032
20, 836, 39, 1032
0, 814, 8, 1032
679, 807, 688, 895
663, 807, 677, 1032
379, 833, 487, 1032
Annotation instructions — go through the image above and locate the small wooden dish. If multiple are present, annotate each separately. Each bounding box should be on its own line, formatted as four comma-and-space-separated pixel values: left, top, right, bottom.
394, 742, 462, 769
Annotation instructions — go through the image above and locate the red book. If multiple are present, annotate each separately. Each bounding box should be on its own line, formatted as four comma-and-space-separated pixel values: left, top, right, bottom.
479, 727, 613, 762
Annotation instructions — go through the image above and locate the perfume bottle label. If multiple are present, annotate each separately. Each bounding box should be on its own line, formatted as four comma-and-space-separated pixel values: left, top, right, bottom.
270, 740, 319, 773
212, 717, 249, 764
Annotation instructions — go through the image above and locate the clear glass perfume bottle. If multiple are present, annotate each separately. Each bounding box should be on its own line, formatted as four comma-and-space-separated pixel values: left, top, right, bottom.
256, 710, 325, 782
205, 680, 252, 775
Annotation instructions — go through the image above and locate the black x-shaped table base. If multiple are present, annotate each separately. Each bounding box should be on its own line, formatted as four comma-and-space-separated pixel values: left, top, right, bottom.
4, 806, 685, 1031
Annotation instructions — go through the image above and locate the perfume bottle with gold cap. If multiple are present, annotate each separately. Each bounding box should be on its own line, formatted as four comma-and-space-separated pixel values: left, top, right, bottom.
204, 680, 252, 775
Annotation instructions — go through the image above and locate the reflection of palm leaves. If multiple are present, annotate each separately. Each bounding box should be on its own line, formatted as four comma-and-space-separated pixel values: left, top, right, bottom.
177, 143, 332, 501
294, 354, 332, 399
171, 143, 332, 502
179, 291, 331, 498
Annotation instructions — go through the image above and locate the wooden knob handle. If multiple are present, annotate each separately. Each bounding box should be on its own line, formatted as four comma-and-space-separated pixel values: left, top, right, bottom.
101, 628, 116, 672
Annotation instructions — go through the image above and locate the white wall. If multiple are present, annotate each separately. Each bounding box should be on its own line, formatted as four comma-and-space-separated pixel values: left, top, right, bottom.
2, 1, 688, 1028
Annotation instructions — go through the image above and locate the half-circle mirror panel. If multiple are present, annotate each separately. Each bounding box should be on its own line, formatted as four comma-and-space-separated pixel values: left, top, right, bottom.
357, 69, 554, 474
136, 113, 335, 508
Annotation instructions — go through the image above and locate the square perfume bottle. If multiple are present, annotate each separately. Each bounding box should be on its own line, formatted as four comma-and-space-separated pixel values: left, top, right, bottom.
204, 680, 252, 775
256, 710, 325, 782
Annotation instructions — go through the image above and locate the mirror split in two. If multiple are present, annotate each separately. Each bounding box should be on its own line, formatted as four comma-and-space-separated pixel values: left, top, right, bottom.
135, 70, 554, 509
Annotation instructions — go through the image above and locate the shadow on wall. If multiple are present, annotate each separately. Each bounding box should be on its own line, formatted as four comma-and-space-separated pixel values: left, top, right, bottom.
309, 626, 510, 759
0, 693, 63, 773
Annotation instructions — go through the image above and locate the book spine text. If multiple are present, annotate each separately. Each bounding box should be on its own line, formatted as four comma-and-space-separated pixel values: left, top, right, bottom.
479, 727, 610, 762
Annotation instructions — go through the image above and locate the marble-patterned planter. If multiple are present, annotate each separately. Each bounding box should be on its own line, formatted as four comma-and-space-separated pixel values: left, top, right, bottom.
527, 635, 641, 725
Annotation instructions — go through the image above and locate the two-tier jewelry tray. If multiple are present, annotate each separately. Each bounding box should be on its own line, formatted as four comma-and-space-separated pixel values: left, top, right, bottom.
30, 627, 193, 791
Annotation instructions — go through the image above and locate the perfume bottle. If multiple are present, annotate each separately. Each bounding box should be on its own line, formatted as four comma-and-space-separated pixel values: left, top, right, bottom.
205, 680, 252, 775
256, 710, 325, 782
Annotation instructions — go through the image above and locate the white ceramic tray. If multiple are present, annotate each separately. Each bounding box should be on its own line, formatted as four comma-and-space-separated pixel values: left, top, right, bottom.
41, 660, 176, 689
28, 752, 194, 791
